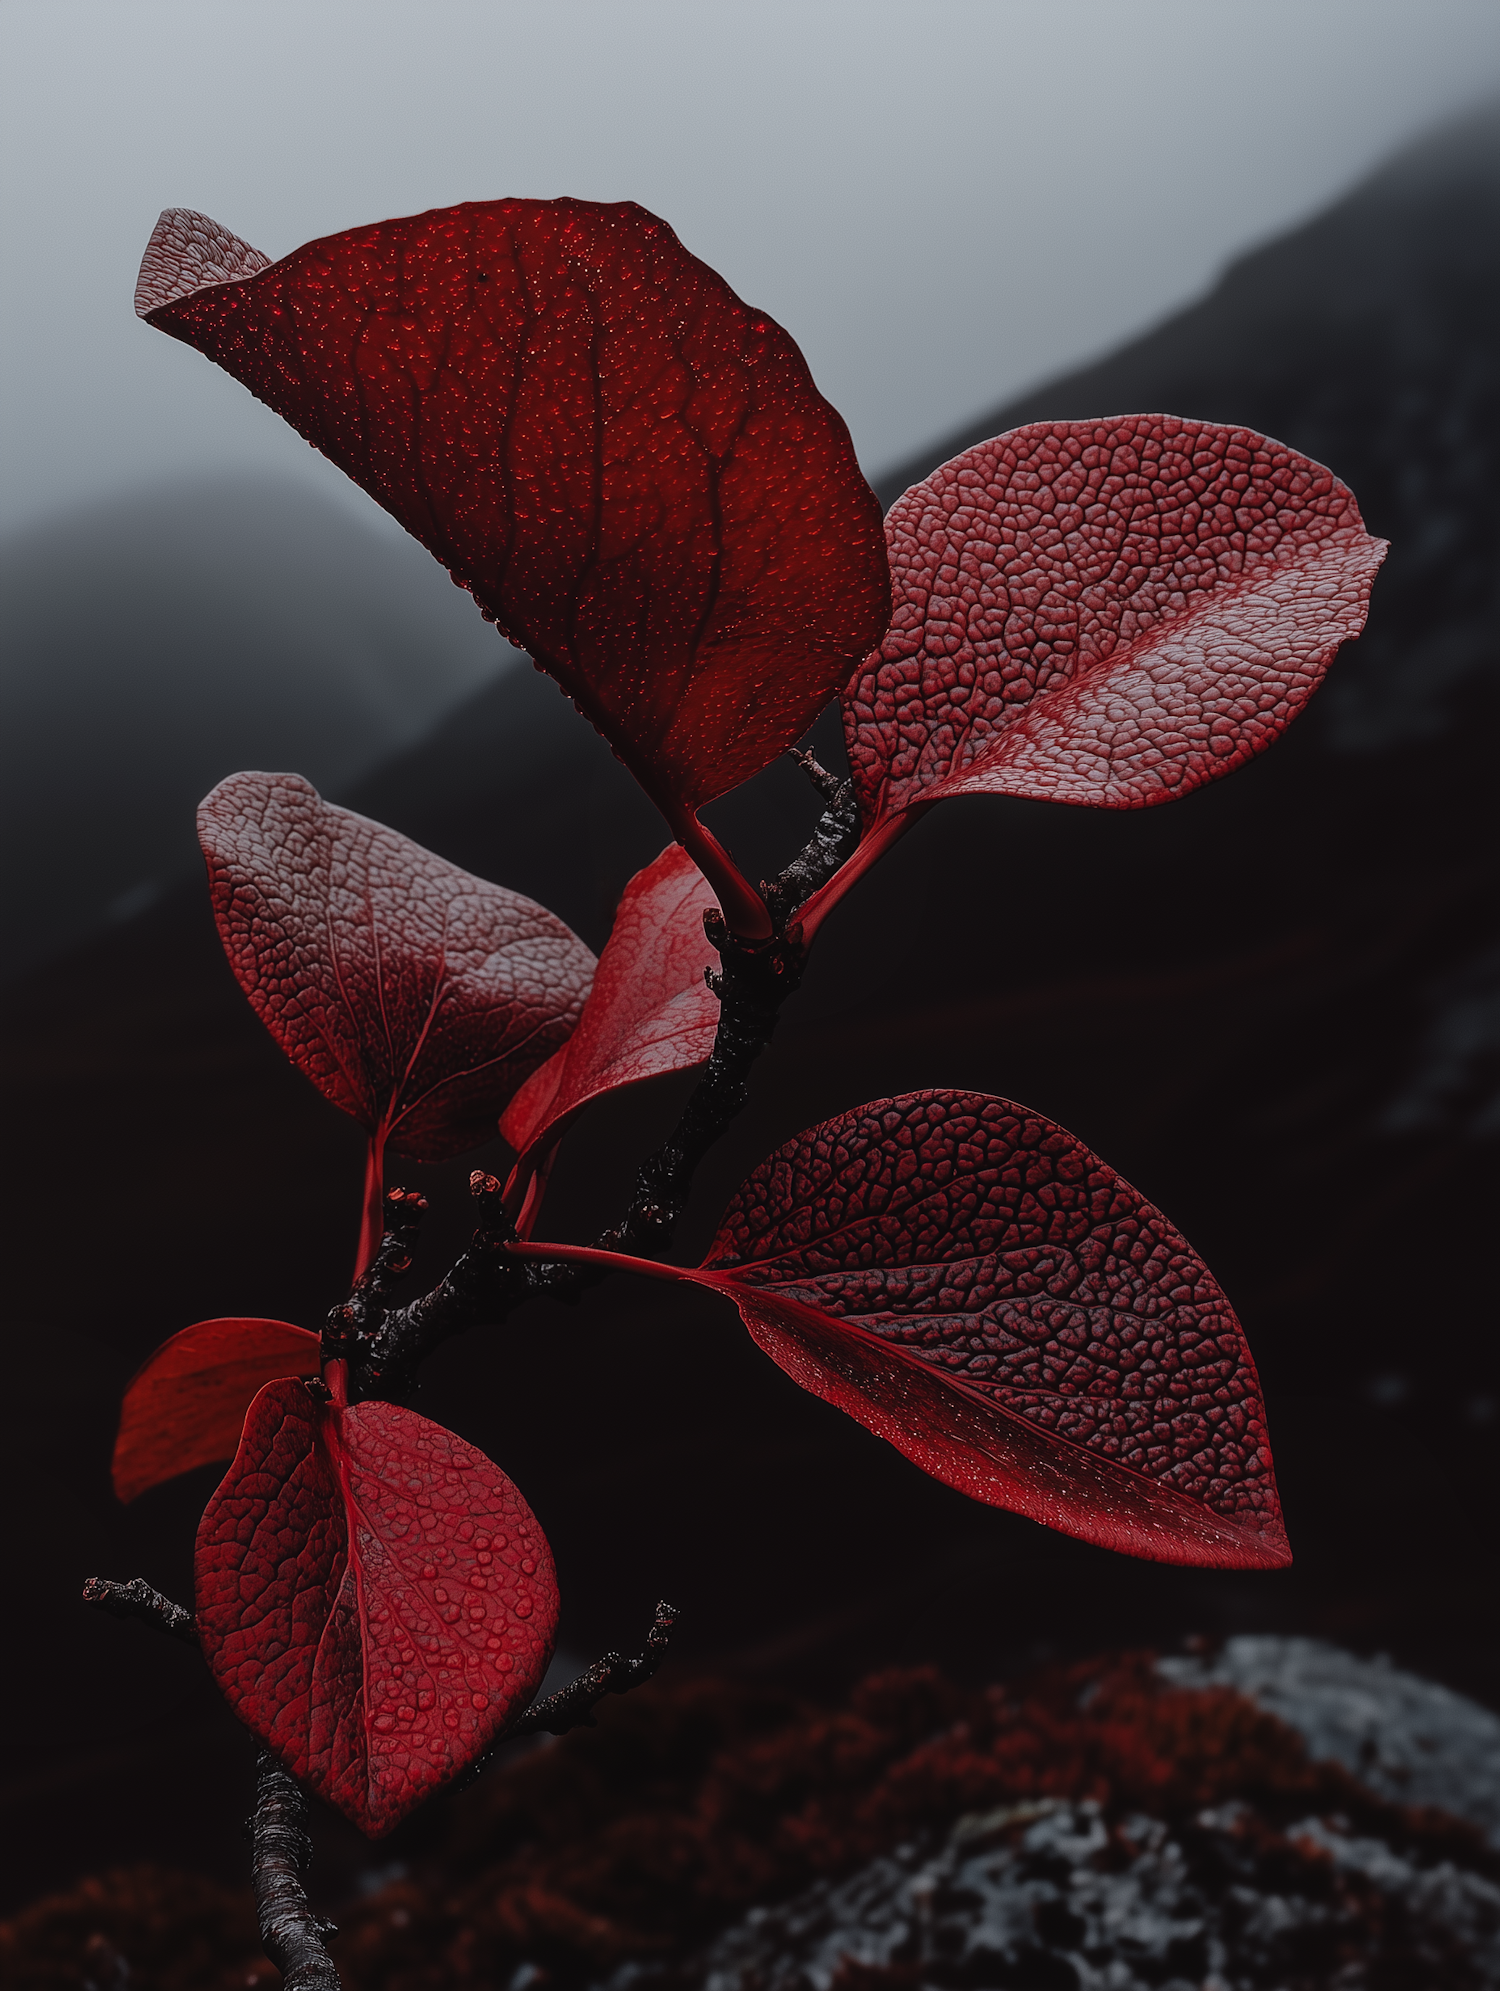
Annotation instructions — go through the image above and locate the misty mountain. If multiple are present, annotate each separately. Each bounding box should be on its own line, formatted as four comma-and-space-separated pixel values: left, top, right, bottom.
0, 477, 507, 976
2, 107, 1498, 1907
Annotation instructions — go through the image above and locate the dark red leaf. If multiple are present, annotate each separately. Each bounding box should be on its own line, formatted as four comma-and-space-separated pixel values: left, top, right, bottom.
500, 844, 719, 1174
112, 1318, 321, 1504
695, 1091, 1288, 1567
141, 202, 891, 816
199, 771, 595, 1163
843, 418, 1385, 834
195, 1376, 556, 1836
515, 1090, 1288, 1569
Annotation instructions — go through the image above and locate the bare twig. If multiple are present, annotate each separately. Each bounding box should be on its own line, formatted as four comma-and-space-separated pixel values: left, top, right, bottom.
762, 751, 861, 929
514, 1600, 680, 1736
455, 1601, 680, 1796
251, 1751, 341, 1991
83, 1576, 198, 1646
342, 776, 849, 1388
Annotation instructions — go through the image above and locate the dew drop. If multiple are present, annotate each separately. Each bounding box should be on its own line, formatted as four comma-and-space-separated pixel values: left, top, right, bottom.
520, 1558, 536, 1575
471, 1692, 487, 1710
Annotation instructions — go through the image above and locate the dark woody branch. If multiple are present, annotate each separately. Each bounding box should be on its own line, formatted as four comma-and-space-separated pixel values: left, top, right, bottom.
456, 1601, 680, 1798
338, 757, 850, 1389
83, 1576, 198, 1646
761, 751, 861, 930
251, 1750, 341, 1991
513, 1599, 679, 1736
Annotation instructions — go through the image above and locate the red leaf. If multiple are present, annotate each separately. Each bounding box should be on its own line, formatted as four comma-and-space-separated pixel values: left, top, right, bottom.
199, 771, 595, 1162
500, 844, 719, 1172
195, 1377, 557, 1836
141, 202, 891, 816
844, 418, 1386, 832
514, 1090, 1288, 1569
112, 1318, 321, 1504
696, 1091, 1289, 1568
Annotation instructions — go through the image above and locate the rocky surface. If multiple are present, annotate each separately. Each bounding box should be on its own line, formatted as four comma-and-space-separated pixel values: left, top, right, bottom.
601, 1643, 1500, 1991
1160, 1636, 1500, 1847
639, 1799, 1500, 1991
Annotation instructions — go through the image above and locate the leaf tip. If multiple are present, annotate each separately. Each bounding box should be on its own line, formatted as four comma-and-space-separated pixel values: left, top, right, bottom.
136, 207, 270, 320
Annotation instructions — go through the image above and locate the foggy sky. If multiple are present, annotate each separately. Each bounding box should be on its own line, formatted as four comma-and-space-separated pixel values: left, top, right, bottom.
4, 0, 1500, 541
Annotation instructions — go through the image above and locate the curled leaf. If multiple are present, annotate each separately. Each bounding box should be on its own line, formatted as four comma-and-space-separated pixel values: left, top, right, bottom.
500, 844, 719, 1170
141, 201, 891, 814
845, 417, 1386, 831
112, 1317, 321, 1503
200, 771, 595, 1161
195, 1378, 557, 1836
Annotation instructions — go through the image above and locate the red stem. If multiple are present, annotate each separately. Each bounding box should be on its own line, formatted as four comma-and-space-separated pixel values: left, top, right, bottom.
669, 809, 773, 941
353, 1130, 386, 1285
504, 1237, 689, 1283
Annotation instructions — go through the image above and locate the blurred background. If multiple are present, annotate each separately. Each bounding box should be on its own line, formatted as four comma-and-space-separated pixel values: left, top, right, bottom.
3, 0, 1498, 1930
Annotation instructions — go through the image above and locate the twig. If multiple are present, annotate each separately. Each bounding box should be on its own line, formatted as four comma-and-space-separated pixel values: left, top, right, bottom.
455, 1601, 680, 1796
335, 1175, 532, 1399
762, 751, 862, 929
514, 1600, 680, 1736
250, 1751, 341, 1991
596, 918, 804, 1259
341, 769, 846, 1387
83, 1576, 198, 1646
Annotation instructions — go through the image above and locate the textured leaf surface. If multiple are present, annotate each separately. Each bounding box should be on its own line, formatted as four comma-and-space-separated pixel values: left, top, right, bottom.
200, 772, 595, 1161
196, 1378, 556, 1836
112, 1318, 321, 1504
142, 201, 890, 812
500, 844, 719, 1167
845, 417, 1385, 829
695, 1091, 1288, 1568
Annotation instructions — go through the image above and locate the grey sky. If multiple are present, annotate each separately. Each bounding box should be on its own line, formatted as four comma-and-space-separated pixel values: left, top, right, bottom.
4, 0, 1500, 539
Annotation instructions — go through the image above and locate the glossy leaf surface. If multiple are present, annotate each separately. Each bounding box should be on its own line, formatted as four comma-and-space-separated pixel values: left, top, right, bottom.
200, 772, 595, 1161
500, 844, 719, 1168
142, 201, 890, 812
196, 1378, 556, 1836
693, 1091, 1288, 1568
112, 1317, 321, 1504
845, 417, 1386, 830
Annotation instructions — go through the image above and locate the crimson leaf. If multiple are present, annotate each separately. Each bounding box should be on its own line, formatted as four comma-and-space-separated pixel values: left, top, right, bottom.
195, 1376, 556, 1836
140, 202, 891, 819
199, 772, 595, 1164
843, 418, 1386, 834
500, 844, 719, 1178
112, 1317, 321, 1504
517, 1091, 1288, 1569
